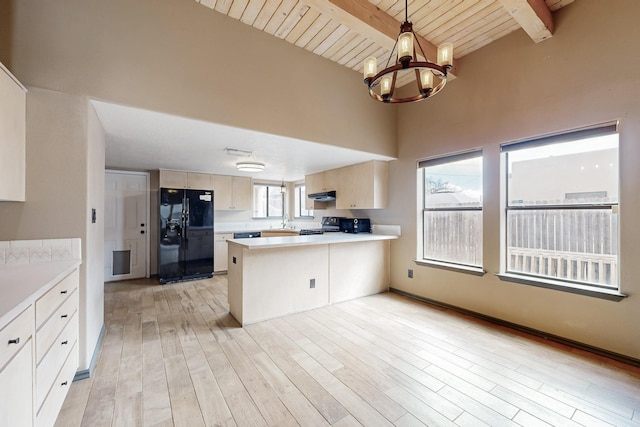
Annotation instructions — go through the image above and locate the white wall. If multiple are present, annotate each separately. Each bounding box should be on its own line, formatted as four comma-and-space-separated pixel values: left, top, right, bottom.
85, 103, 105, 370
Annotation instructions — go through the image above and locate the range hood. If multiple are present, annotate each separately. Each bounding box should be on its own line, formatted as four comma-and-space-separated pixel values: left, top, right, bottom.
307, 190, 336, 202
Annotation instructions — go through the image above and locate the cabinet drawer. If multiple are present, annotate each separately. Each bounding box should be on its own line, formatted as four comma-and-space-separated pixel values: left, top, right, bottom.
35, 270, 78, 329
36, 342, 77, 427
0, 305, 34, 369
36, 289, 77, 364
36, 312, 78, 410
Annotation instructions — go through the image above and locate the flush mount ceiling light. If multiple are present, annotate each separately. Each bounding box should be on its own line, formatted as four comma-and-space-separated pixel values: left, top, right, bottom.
236, 162, 265, 172
363, 0, 453, 104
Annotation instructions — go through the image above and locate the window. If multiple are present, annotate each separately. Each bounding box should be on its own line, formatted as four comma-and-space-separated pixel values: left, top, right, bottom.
502, 123, 619, 290
418, 151, 483, 268
253, 183, 283, 218
294, 184, 313, 218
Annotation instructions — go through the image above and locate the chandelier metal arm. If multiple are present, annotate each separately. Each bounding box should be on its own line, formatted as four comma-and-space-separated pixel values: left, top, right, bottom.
366, 62, 450, 104
368, 61, 449, 85
367, 80, 446, 103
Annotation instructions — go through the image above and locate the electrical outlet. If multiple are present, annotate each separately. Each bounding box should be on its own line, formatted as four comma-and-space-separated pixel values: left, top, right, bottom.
310, 278, 315, 289
232, 256, 237, 264
408, 269, 413, 278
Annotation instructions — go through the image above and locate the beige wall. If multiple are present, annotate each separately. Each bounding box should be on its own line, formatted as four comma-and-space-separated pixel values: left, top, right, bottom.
0, 88, 104, 370
378, 0, 640, 359
4, 0, 396, 158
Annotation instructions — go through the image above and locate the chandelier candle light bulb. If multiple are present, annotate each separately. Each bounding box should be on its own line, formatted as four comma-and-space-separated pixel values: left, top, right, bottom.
437, 43, 453, 66
380, 76, 393, 96
363, 56, 378, 81
420, 70, 434, 91
397, 32, 414, 63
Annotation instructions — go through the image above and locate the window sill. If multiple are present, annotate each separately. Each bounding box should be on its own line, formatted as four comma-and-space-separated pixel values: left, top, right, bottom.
414, 259, 486, 276
496, 273, 627, 301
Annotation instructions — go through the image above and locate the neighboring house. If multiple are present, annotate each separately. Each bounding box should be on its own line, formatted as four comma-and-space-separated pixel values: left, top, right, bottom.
0, 0, 638, 375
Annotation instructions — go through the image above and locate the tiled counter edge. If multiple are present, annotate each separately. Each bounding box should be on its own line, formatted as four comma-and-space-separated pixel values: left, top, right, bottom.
0, 238, 82, 331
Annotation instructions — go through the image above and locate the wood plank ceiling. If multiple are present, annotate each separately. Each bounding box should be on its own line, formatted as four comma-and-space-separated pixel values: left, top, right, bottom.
196, 0, 573, 86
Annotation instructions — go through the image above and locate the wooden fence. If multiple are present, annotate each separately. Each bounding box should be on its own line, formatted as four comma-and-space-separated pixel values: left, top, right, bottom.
508, 208, 617, 286
423, 211, 482, 266
424, 207, 618, 286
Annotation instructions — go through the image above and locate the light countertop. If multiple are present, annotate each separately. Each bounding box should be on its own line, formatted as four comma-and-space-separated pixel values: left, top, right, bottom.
0, 260, 82, 330
228, 233, 397, 250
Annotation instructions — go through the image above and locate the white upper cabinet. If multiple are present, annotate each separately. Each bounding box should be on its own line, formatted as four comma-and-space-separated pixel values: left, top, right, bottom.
305, 171, 336, 194
211, 175, 252, 210
159, 170, 213, 190
186, 172, 211, 190
335, 160, 388, 210
304, 170, 338, 210
159, 170, 187, 188
0, 62, 27, 202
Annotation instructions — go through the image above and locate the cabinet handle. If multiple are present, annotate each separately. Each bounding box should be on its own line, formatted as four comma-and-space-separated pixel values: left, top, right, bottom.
61, 381, 68, 387
61, 314, 68, 319
60, 290, 68, 295
8, 337, 20, 345
61, 340, 69, 345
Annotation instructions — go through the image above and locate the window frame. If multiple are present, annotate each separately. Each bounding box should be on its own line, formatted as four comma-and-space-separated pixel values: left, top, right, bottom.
294, 183, 313, 219
498, 122, 626, 300
252, 183, 284, 219
416, 149, 485, 274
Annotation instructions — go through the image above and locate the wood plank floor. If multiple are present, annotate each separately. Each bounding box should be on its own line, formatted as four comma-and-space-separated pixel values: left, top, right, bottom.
55, 276, 640, 427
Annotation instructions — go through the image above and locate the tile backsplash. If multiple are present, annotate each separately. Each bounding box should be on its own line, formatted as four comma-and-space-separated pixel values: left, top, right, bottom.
0, 238, 81, 265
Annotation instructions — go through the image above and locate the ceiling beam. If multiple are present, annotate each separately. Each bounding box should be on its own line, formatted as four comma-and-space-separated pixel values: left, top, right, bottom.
498, 0, 554, 43
301, 0, 458, 77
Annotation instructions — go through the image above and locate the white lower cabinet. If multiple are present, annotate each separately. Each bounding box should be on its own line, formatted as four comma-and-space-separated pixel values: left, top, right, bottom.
214, 233, 233, 272
0, 268, 79, 427
0, 306, 35, 427
36, 343, 78, 427
35, 270, 79, 427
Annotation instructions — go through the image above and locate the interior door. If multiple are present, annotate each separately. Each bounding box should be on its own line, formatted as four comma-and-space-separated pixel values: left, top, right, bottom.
104, 171, 149, 282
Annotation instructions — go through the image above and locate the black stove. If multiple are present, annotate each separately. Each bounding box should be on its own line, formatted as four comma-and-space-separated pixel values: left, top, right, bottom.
299, 216, 346, 235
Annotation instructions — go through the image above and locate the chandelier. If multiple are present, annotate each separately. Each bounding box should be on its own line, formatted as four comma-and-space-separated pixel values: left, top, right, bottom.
363, 0, 453, 103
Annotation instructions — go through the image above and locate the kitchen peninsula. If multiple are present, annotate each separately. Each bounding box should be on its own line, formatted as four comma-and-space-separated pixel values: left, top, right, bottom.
227, 233, 397, 325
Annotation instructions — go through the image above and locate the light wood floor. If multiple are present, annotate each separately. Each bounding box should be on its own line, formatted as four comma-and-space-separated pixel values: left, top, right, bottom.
55, 275, 640, 427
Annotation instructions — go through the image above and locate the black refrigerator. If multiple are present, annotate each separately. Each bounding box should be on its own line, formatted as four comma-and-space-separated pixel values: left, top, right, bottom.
159, 188, 214, 284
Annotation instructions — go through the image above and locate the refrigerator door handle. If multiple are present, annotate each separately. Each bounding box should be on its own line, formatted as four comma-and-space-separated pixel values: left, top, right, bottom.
183, 198, 190, 242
